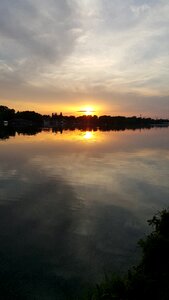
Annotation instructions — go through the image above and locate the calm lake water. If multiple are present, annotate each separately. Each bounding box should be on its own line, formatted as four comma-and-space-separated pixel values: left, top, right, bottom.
0, 127, 169, 299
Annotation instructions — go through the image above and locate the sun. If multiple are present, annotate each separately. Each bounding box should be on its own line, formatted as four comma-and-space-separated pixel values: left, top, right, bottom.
85, 107, 94, 116
78, 106, 95, 116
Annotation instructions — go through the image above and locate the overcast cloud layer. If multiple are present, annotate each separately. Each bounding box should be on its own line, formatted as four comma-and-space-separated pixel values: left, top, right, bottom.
0, 0, 169, 116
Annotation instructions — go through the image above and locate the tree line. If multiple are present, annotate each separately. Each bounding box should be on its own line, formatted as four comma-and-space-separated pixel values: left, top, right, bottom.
0, 105, 168, 128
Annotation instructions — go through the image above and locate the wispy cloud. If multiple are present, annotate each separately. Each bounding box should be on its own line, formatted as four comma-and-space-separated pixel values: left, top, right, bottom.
0, 0, 168, 116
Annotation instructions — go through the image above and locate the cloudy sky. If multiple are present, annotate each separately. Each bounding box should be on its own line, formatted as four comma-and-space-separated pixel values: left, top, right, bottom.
0, 0, 169, 116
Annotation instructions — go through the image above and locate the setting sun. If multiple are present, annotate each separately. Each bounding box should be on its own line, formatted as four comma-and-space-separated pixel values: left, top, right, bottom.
78, 107, 95, 116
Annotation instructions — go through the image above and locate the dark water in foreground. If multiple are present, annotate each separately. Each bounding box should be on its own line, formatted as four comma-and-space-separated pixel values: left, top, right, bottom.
0, 127, 169, 299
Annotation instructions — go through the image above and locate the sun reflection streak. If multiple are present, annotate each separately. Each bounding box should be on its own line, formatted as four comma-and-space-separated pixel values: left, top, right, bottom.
83, 131, 93, 140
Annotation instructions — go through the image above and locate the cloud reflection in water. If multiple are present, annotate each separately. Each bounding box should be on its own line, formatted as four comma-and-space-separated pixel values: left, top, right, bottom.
0, 128, 169, 299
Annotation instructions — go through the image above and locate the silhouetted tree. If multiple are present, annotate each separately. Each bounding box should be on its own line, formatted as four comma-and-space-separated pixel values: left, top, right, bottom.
15, 111, 43, 124
0, 106, 15, 121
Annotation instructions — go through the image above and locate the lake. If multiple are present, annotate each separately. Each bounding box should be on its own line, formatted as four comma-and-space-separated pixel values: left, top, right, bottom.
0, 127, 169, 299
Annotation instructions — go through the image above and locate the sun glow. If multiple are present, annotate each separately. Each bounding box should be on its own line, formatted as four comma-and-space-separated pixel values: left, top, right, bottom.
83, 131, 93, 140
78, 106, 95, 116
85, 107, 95, 116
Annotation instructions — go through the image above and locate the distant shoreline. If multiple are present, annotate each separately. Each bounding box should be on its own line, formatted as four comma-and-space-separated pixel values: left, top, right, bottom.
0, 105, 169, 130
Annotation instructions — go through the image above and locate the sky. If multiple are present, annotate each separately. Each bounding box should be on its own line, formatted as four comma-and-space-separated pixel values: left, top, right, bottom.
0, 0, 169, 117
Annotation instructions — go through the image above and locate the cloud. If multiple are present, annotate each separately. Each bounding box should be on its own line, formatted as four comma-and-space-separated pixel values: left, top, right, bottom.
0, 0, 81, 80
0, 0, 169, 116
130, 4, 150, 17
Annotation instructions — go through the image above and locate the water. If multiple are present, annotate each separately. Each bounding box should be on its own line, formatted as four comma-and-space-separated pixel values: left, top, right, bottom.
0, 127, 169, 299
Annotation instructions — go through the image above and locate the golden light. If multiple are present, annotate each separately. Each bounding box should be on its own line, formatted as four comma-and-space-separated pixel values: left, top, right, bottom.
84, 107, 95, 116
83, 131, 93, 140
78, 106, 95, 116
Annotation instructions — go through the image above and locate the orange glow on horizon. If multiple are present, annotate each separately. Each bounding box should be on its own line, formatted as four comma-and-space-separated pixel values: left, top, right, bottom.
78, 106, 96, 116
2, 99, 137, 117
1, 99, 167, 119
2, 100, 105, 116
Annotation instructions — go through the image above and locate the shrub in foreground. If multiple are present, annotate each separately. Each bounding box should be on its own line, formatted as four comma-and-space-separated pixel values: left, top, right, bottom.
87, 209, 169, 300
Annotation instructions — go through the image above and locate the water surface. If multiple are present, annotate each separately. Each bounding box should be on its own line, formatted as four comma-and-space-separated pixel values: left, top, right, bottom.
0, 127, 169, 299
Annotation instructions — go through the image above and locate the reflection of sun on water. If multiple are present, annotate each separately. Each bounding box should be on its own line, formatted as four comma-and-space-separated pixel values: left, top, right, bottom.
83, 131, 93, 140
23, 128, 106, 144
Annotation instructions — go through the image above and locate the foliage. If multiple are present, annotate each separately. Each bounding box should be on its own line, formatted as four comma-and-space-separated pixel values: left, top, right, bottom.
15, 110, 43, 123
0, 105, 15, 120
86, 209, 169, 300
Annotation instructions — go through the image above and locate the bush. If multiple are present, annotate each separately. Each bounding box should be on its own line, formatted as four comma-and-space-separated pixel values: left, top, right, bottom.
87, 209, 169, 300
